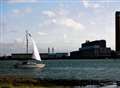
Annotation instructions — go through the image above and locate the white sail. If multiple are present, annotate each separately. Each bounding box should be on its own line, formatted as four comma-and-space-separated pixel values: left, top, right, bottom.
29, 34, 41, 61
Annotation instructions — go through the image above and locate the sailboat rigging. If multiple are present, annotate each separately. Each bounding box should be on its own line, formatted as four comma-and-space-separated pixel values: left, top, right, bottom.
14, 31, 45, 68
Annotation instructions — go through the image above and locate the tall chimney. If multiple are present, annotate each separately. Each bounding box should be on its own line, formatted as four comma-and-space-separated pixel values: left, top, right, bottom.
48, 47, 50, 54
115, 11, 120, 52
52, 47, 54, 53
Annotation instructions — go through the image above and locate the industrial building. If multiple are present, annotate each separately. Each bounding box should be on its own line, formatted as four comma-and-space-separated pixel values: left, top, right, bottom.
82, 40, 106, 48
70, 40, 111, 59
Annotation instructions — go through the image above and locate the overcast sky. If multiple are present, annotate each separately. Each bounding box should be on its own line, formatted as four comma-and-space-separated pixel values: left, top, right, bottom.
0, 0, 120, 55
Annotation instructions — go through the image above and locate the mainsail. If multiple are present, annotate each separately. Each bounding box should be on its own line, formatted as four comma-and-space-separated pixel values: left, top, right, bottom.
28, 33, 41, 61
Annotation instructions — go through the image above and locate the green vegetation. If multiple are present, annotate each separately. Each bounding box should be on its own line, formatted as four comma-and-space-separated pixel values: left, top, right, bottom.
0, 81, 71, 88
0, 76, 71, 88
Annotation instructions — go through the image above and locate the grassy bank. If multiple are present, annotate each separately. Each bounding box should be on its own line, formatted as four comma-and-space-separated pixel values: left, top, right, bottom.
0, 75, 57, 88
0, 75, 119, 88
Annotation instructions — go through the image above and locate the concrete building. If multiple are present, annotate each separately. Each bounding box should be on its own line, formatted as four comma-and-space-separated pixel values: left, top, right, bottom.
70, 40, 111, 59
116, 11, 120, 53
82, 40, 106, 48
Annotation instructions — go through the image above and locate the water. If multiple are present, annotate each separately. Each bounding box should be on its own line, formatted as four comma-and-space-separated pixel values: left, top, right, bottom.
0, 59, 120, 80
0, 59, 120, 87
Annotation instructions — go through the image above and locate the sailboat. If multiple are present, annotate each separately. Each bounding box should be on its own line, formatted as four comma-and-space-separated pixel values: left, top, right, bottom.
14, 31, 45, 68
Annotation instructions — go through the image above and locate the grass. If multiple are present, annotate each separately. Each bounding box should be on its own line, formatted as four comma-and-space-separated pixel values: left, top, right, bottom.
0, 82, 71, 88
0, 75, 71, 88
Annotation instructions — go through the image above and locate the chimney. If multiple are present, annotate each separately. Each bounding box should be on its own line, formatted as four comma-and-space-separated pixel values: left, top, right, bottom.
48, 47, 50, 54
52, 47, 54, 53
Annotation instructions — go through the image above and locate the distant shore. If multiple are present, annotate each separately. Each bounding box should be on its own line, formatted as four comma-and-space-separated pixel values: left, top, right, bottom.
0, 57, 120, 60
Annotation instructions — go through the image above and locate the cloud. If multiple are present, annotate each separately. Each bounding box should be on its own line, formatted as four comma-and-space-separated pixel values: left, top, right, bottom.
51, 19, 57, 24
12, 8, 32, 15
7, 0, 38, 3
90, 21, 96, 25
14, 38, 23, 43
93, 3, 100, 8
44, 17, 85, 30
63, 34, 67, 39
82, 0, 100, 9
82, 0, 89, 8
59, 18, 85, 30
42, 11, 56, 18
41, 9, 85, 30
63, 34, 71, 43
38, 32, 48, 36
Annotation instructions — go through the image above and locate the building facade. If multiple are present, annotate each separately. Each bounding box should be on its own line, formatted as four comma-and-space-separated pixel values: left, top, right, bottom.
70, 40, 111, 59
82, 40, 106, 48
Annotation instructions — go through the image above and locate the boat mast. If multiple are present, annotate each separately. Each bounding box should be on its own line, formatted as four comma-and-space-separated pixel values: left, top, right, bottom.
26, 30, 28, 54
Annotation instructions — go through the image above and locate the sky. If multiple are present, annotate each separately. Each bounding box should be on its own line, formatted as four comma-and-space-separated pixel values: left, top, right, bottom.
0, 0, 120, 55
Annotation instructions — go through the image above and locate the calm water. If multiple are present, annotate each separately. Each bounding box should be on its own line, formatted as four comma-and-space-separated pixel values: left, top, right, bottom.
0, 59, 120, 81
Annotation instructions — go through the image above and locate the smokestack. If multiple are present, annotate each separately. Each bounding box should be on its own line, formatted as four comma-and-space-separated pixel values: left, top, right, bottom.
48, 47, 50, 54
115, 11, 120, 52
52, 47, 54, 53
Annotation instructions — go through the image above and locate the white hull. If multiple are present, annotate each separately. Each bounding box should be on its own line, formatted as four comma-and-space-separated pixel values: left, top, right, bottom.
15, 63, 45, 68
100, 85, 117, 88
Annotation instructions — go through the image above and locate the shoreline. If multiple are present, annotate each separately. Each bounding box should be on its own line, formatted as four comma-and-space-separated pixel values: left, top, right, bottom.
0, 75, 120, 86
0, 58, 120, 60
0, 56, 120, 60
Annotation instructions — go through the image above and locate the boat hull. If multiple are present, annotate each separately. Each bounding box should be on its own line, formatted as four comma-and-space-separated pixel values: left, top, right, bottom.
14, 63, 45, 69
100, 85, 117, 88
